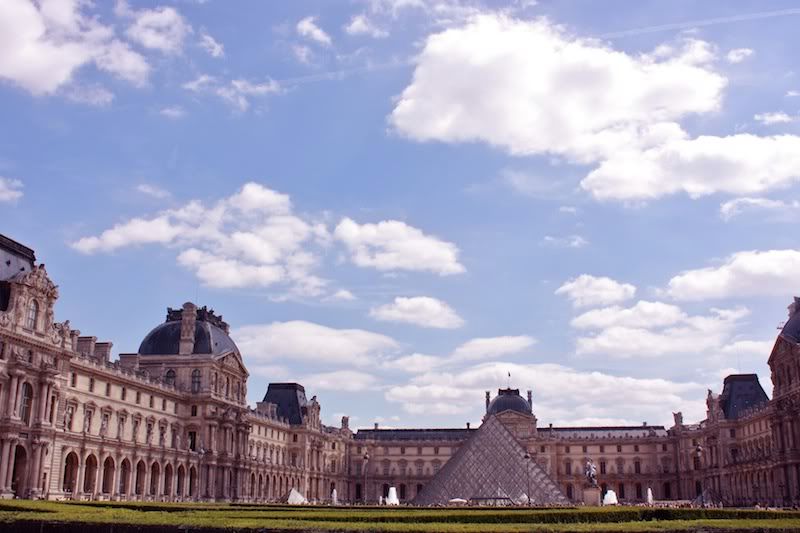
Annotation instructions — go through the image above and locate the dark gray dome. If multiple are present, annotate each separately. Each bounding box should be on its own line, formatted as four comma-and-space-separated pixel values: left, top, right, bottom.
487, 388, 531, 415
138, 320, 238, 356
782, 310, 800, 343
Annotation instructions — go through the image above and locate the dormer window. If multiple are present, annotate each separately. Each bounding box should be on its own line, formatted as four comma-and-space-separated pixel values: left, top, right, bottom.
26, 300, 39, 330
191, 369, 201, 393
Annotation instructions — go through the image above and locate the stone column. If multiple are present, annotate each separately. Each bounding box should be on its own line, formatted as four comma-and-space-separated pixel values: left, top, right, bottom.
143, 462, 151, 499
37, 382, 48, 423
111, 455, 121, 500
7, 374, 19, 417
28, 442, 45, 497
0, 440, 11, 491
75, 454, 86, 498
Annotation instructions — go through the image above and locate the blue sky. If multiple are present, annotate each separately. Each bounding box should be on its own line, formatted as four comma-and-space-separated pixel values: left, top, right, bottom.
3, 0, 800, 430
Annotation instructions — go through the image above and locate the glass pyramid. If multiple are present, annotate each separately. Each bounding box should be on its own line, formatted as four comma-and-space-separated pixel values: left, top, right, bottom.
413, 415, 568, 506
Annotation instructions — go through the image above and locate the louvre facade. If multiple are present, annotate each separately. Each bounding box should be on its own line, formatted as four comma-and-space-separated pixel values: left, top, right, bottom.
0, 232, 798, 506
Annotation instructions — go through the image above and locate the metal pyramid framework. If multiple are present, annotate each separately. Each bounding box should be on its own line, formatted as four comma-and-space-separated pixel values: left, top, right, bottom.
413, 415, 568, 506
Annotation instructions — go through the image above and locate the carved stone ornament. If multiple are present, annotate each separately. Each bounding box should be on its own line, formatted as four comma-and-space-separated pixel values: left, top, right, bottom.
0, 311, 10, 328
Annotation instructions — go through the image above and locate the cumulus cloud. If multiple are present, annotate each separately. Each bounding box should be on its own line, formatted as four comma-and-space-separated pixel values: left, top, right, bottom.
450, 335, 535, 362
573, 302, 750, 358
390, 15, 724, 164
159, 106, 185, 119
65, 84, 114, 106
329, 289, 356, 301
297, 16, 331, 46
370, 296, 464, 329
345, 14, 388, 38
726, 47, 754, 64
555, 274, 636, 308
382, 353, 444, 374
234, 320, 398, 366
292, 44, 313, 64
117, 0, 192, 54
71, 182, 331, 295
334, 217, 465, 275
0, 0, 149, 95
198, 31, 224, 58
667, 250, 800, 301
0, 177, 23, 203
389, 13, 800, 202
385, 361, 705, 424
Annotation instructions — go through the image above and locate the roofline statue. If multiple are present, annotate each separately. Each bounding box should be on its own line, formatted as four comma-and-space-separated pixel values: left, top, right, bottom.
584, 459, 598, 487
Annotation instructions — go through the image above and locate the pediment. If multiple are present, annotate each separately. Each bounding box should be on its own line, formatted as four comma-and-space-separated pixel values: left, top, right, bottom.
216, 351, 249, 377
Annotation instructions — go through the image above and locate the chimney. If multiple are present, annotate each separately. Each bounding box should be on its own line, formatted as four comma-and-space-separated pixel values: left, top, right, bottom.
94, 342, 113, 363
642, 421, 647, 427
77, 336, 97, 358
527, 389, 533, 411
789, 297, 800, 318
374, 422, 379, 430
485, 390, 490, 412
341, 416, 350, 430
179, 302, 197, 355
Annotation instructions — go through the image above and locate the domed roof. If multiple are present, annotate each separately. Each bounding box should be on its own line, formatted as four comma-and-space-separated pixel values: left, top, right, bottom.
138, 305, 239, 356
487, 388, 531, 416
781, 300, 800, 343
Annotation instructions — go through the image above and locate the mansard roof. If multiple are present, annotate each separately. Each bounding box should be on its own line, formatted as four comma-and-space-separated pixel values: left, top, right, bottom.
262, 383, 308, 425
138, 306, 238, 357
719, 374, 768, 420
354, 428, 475, 441
413, 415, 568, 506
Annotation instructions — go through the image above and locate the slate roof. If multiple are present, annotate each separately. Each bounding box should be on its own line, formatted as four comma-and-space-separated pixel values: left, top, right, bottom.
0, 233, 36, 312
262, 383, 309, 425
412, 415, 568, 506
487, 388, 531, 415
781, 302, 800, 343
138, 319, 238, 356
354, 429, 475, 441
719, 374, 769, 420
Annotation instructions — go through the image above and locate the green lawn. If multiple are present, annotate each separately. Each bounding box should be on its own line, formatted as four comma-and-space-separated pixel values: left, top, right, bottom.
2, 500, 800, 532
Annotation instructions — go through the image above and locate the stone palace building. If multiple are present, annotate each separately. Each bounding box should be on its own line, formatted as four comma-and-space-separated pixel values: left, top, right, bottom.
0, 232, 798, 506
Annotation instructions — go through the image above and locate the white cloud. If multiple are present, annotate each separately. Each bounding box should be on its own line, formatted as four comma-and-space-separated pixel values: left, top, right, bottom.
302, 370, 379, 392
334, 217, 465, 275
559, 206, 578, 214
754, 112, 795, 125
136, 183, 170, 199
573, 303, 749, 359
370, 296, 464, 329
345, 14, 389, 38
292, 44, 313, 64
570, 301, 685, 330
71, 182, 329, 295
118, 0, 192, 54
386, 361, 705, 424
159, 106, 185, 119
390, 14, 724, 165
726, 47, 754, 64
297, 16, 331, 46
389, 13, 800, 203
583, 134, 800, 201
234, 320, 398, 366
719, 197, 800, 221
0, 177, 23, 203
787, 90, 800, 98
198, 31, 224, 58
182, 75, 280, 111
541, 235, 588, 248
450, 335, 535, 362
65, 84, 113, 107
330, 289, 356, 301
0, 0, 149, 95
720, 339, 775, 357
667, 249, 800, 301
555, 274, 636, 308
382, 353, 443, 373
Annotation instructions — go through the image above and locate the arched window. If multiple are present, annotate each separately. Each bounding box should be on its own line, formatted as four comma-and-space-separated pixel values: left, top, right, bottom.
191, 369, 201, 393
26, 300, 39, 330
165, 369, 176, 386
20, 382, 34, 424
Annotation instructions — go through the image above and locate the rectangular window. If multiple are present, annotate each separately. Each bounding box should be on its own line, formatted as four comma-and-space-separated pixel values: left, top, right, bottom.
634, 445, 640, 452
599, 445, 605, 453
105, 383, 111, 397
729, 428, 736, 438
188, 431, 197, 451
540, 445, 545, 453
400, 447, 405, 455
600, 461, 606, 475
617, 445, 622, 452
565, 462, 572, 475
433, 447, 439, 455
136, 391, 141, 404
565, 446, 570, 453
191, 405, 198, 416
149, 396, 154, 408
582, 446, 587, 453
71, 373, 77, 387
162, 398, 166, 411
88, 377, 95, 392
662, 443, 667, 452
121, 387, 127, 401
634, 461, 641, 474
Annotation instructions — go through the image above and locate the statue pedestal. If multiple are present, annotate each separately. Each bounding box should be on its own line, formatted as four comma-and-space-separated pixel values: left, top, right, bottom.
583, 486, 601, 506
